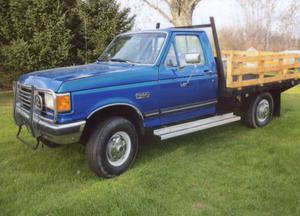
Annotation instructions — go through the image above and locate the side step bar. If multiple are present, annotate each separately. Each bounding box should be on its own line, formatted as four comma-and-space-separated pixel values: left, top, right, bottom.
153, 113, 241, 140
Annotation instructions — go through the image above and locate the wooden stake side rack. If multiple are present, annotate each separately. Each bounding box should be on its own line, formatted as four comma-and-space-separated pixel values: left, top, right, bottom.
222, 50, 300, 90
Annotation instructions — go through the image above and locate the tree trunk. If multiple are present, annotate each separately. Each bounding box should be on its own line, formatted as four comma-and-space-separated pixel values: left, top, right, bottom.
170, 0, 197, 26
142, 0, 201, 27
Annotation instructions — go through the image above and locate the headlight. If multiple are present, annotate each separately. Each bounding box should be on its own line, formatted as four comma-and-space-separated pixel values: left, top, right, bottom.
44, 93, 55, 110
44, 92, 71, 113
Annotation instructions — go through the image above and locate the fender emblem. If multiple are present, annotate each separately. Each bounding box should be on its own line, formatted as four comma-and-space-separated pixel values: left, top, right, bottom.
135, 92, 150, 100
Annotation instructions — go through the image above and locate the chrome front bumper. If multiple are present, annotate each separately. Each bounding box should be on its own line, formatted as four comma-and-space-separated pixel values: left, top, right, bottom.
13, 82, 86, 145
14, 104, 86, 145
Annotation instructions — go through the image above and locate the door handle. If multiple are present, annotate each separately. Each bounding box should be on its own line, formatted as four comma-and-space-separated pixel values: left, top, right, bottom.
180, 82, 188, 87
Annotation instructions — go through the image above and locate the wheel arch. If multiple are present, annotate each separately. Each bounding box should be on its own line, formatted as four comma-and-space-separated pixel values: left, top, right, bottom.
80, 103, 144, 144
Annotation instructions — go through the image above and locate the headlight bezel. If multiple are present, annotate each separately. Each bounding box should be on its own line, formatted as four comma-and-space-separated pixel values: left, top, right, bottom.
33, 89, 71, 122
42, 92, 71, 113
16, 83, 72, 123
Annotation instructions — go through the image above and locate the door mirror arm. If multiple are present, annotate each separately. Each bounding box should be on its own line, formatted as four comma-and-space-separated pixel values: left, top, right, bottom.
176, 65, 185, 71
180, 64, 197, 87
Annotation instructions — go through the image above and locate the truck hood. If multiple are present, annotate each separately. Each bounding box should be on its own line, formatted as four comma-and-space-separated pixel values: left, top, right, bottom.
19, 62, 158, 92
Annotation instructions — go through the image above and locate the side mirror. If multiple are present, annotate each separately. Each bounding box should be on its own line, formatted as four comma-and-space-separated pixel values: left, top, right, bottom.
185, 53, 201, 64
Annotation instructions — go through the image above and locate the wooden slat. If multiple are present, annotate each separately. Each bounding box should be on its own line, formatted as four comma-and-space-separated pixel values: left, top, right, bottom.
232, 63, 300, 75
226, 51, 233, 87
222, 50, 278, 56
228, 74, 300, 88
223, 50, 300, 89
232, 54, 300, 63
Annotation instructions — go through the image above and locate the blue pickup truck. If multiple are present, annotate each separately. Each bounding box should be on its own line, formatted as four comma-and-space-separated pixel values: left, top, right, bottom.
13, 18, 300, 178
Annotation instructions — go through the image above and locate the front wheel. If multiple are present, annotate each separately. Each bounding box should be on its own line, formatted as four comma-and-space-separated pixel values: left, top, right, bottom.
86, 117, 138, 178
243, 92, 274, 128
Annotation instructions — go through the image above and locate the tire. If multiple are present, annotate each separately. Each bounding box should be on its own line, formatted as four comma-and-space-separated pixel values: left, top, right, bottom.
86, 117, 138, 178
243, 92, 274, 128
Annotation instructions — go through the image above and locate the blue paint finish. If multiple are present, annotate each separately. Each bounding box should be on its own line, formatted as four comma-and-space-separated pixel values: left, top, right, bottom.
159, 106, 215, 126
58, 65, 158, 92
58, 80, 161, 126
18, 29, 219, 129
157, 31, 218, 125
19, 74, 62, 91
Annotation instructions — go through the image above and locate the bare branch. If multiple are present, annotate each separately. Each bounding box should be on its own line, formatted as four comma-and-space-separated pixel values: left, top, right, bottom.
142, 0, 174, 25
189, 0, 201, 5
162, 0, 171, 7
190, 0, 201, 11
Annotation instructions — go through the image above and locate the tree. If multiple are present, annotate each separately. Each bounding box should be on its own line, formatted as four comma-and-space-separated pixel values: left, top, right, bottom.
0, 0, 135, 89
141, 0, 201, 26
78, 0, 135, 63
220, 0, 300, 51
277, 1, 300, 49
0, 0, 72, 73
237, 0, 279, 50
0, 0, 12, 45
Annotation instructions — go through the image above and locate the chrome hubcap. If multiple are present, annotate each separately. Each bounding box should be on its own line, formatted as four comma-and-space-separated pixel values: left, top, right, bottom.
106, 131, 131, 167
256, 99, 270, 123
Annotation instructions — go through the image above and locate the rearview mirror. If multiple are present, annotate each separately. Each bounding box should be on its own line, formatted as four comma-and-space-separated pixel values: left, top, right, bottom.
185, 53, 201, 64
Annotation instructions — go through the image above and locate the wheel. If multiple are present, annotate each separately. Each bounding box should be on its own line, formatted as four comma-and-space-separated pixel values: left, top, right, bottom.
86, 117, 138, 178
243, 92, 274, 128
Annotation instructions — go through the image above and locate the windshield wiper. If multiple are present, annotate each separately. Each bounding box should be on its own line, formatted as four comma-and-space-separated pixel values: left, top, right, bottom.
97, 58, 108, 62
110, 58, 133, 64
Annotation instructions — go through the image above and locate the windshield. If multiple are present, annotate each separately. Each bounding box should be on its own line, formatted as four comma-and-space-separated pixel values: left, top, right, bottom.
99, 33, 167, 64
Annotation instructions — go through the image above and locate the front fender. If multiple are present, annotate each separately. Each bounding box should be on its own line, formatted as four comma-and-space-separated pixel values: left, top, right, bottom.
86, 98, 144, 120
56, 90, 146, 124
56, 80, 159, 125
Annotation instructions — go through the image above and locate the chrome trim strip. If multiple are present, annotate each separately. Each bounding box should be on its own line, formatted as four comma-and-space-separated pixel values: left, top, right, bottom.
160, 100, 218, 115
144, 111, 160, 118
87, 103, 144, 120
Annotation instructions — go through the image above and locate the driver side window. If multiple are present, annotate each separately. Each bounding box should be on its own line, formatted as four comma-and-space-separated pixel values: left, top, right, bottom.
175, 35, 205, 66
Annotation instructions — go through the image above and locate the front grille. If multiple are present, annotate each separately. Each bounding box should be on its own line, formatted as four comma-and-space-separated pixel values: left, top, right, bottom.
16, 83, 57, 122
17, 85, 32, 112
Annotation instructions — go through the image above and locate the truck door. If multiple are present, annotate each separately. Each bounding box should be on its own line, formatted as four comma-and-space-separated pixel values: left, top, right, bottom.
158, 32, 218, 125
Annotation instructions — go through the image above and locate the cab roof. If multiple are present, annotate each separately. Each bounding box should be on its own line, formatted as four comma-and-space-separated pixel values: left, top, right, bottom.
123, 28, 205, 35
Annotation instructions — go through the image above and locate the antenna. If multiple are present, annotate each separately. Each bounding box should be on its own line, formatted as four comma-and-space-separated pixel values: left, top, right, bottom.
156, 23, 160, 29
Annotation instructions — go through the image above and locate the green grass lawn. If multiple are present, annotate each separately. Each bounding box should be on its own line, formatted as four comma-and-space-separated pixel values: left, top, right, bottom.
1, 87, 300, 216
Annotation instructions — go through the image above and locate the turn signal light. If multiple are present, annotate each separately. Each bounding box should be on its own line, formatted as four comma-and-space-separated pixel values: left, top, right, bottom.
56, 94, 71, 112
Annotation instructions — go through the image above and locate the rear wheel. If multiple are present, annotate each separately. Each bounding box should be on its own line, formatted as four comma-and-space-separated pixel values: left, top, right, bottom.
243, 92, 274, 128
86, 117, 138, 178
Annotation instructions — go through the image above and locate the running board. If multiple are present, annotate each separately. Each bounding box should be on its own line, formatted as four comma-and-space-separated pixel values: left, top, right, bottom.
153, 113, 241, 140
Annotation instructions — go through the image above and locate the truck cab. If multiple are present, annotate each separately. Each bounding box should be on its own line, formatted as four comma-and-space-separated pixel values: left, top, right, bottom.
13, 18, 300, 178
